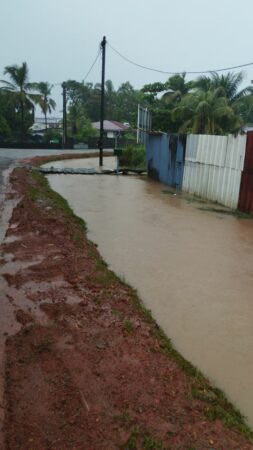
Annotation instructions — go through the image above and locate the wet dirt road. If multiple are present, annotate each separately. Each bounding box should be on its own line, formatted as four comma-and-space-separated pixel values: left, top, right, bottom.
0, 149, 97, 448
44, 157, 253, 427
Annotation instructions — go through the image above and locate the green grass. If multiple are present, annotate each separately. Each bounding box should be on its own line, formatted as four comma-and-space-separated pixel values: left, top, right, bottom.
29, 170, 87, 232
123, 428, 164, 450
143, 435, 164, 450
114, 411, 134, 427
111, 308, 122, 317
123, 319, 134, 333
93, 268, 118, 287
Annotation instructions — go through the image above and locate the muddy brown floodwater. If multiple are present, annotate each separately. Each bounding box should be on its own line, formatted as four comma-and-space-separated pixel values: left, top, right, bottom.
45, 156, 253, 428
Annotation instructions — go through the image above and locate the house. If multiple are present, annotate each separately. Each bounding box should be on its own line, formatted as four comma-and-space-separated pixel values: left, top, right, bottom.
91, 120, 129, 139
30, 117, 62, 137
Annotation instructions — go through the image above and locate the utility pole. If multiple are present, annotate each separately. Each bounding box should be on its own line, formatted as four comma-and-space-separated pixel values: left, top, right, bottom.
62, 82, 67, 149
99, 36, 106, 167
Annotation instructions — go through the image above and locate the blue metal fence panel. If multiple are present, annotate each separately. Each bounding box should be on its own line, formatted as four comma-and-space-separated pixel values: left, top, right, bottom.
146, 133, 186, 189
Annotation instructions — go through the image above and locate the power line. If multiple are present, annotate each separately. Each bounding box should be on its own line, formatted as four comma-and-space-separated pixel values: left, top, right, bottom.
51, 48, 101, 87
108, 42, 253, 75
83, 48, 101, 83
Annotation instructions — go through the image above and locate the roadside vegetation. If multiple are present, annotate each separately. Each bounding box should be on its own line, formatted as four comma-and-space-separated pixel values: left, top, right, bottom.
1, 62, 253, 144
118, 144, 146, 169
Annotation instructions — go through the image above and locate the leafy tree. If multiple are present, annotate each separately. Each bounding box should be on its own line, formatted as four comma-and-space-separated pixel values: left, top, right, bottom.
33, 82, 56, 129
163, 73, 195, 103
196, 72, 252, 104
142, 74, 194, 132
172, 87, 241, 134
1, 62, 38, 140
0, 90, 16, 138
116, 82, 144, 125
143, 71, 253, 135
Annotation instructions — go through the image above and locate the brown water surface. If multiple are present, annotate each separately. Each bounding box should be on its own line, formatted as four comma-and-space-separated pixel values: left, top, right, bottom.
46, 157, 253, 427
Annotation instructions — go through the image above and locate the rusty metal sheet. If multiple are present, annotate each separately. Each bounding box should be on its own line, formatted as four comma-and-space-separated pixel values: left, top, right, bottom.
238, 171, 253, 213
243, 131, 253, 170
238, 132, 253, 212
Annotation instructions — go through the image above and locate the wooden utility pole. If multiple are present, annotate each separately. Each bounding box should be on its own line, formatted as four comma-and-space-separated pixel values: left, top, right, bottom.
99, 36, 106, 167
62, 82, 67, 149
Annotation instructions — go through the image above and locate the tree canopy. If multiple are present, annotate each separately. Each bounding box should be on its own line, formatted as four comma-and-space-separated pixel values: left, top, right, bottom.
1, 63, 253, 142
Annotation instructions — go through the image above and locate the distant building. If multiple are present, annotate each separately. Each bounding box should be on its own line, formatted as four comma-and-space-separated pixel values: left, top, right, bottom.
30, 117, 62, 136
92, 120, 129, 138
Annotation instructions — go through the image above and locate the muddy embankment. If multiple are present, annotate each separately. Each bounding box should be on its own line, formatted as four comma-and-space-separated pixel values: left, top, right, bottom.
0, 161, 253, 450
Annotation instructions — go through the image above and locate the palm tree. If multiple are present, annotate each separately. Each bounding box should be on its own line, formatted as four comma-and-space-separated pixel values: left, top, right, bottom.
196, 72, 253, 104
195, 72, 253, 131
1, 62, 37, 140
172, 87, 241, 134
33, 82, 56, 129
162, 73, 195, 103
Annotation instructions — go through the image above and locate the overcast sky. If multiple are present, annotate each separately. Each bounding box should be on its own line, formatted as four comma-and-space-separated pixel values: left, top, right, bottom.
1, 0, 253, 115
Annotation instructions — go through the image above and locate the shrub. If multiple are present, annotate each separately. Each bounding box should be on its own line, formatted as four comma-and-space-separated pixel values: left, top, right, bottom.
118, 144, 146, 168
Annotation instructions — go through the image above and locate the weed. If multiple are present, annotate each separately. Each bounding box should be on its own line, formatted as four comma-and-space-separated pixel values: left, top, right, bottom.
114, 411, 134, 427
96, 259, 108, 271
143, 434, 164, 450
30, 170, 87, 231
123, 319, 134, 333
111, 308, 122, 317
124, 434, 137, 450
94, 298, 101, 305
123, 427, 140, 450
72, 232, 82, 243
94, 269, 117, 287
28, 186, 40, 201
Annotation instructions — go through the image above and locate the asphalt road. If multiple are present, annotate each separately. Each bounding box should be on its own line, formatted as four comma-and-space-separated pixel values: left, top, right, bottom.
0, 148, 99, 189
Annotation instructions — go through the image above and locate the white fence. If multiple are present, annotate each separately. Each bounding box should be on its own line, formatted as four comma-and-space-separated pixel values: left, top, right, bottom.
182, 134, 247, 209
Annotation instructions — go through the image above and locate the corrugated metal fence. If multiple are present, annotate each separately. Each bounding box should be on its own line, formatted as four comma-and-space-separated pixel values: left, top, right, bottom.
182, 134, 246, 209
146, 133, 186, 189
146, 132, 251, 210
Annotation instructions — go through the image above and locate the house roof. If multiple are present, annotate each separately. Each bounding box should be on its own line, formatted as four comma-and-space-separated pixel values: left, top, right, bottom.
92, 120, 129, 132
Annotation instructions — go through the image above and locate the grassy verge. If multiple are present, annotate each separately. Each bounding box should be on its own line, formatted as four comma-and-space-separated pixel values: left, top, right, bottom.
25, 166, 253, 441
28, 170, 87, 232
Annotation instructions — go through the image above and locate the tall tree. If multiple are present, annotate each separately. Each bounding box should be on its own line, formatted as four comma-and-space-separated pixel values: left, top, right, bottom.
33, 82, 56, 129
172, 87, 241, 134
1, 62, 37, 140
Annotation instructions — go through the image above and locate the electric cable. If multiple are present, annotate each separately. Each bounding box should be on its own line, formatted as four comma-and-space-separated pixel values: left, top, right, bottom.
83, 47, 101, 83
51, 47, 101, 87
108, 42, 253, 75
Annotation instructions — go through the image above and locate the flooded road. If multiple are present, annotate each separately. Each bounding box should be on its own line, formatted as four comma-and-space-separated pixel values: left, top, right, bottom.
45, 157, 253, 427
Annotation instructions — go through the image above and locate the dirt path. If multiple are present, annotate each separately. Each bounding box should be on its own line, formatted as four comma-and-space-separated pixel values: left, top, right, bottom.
0, 162, 253, 449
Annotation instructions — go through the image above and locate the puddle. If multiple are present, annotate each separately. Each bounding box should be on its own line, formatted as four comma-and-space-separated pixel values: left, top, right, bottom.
3, 235, 21, 244
0, 256, 44, 276
46, 157, 253, 427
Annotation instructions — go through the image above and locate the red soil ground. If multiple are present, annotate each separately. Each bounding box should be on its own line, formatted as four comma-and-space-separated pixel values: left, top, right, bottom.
1, 162, 253, 449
